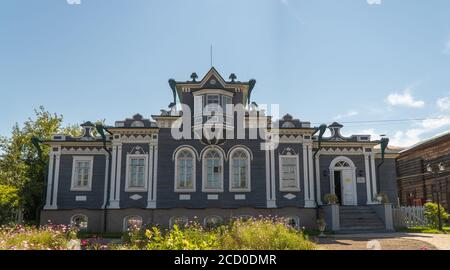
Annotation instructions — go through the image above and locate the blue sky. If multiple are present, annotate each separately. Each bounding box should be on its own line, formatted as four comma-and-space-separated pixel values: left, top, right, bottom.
1, 0, 450, 147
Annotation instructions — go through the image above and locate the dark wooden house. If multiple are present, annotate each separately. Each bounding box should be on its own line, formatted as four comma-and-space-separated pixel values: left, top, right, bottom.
397, 131, 450, 210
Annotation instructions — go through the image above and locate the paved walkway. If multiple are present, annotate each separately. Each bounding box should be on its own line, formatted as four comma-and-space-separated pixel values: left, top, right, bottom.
315, 232, 450, 250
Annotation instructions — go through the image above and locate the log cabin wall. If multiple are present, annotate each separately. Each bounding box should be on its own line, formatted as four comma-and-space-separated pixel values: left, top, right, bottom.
396, 132, 450, 210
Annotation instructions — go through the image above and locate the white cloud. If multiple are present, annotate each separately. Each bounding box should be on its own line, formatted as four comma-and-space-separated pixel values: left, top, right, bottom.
444, 40, 450, 55
421, 116, 450, 129
67, 0, 81, 4
437, 97, 450, 111
390, 116, 450, 147
367, 0, 382, 5
390, 129, 424, 148
280, 0, 289, 5
333, 110, 359, 120
386, 88, 425, 108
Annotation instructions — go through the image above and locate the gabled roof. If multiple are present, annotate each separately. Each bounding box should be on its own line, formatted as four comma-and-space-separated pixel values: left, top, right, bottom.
170, 67, 256, 104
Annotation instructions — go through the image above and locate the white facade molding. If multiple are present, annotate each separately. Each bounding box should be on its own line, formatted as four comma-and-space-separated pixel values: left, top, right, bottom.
124, 154, 148, 192
70, 156, 94, 191
44, 153, 55, 209
302, 144, 310, 203
51, 152, 61, 209
108, 145, 118, 208
174, 147, 197, 193
61, 147, 108, 155
278, 154, 301, 192
102, 155, 110, 209
364, 153, 373, 204
315, 154, 323, 205
370, 154, 378, 199
146, 144, 155, 208
152, 146, 158, 202
307, 145, 315, 204
228, 147, 252, 193
318, 147, 364, 155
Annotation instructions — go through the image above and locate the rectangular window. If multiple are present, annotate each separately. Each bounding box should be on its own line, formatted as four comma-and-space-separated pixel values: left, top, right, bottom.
222, 96, 232, 115
279, 156, 300, 191
71, 156, 93, 191
126, 155, 147, 191
205, 95, 220, 113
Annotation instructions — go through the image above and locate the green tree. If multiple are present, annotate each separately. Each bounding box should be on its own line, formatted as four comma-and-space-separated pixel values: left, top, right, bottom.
0, 106, 63, 223
0, 184, 20, 223
424, 202, 449, 229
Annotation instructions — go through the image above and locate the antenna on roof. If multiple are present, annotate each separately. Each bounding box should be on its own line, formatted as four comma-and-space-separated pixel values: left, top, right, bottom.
210, 44, 213, 67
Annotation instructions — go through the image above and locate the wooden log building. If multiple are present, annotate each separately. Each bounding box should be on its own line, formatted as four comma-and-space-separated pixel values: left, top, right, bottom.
397, 131, 450, 210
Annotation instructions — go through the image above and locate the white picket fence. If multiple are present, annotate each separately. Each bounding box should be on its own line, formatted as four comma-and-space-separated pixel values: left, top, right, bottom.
393, 206, 428, 228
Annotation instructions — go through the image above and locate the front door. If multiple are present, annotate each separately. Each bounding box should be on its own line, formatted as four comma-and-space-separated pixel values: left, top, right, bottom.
341, 170, 355, 205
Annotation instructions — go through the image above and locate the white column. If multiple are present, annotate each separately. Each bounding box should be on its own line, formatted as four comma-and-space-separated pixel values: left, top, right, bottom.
102, 154, 110, 209
152, 146, 158, 203
108, 145, 118, 208
364, 153, 373, 204
114, 145, 122, 204
302, 144, 310, 203
307, 145, 315, 203
147, 144, 155, 208
270, 147, 276, 203
315, 154, 323, 205
370, 154, 378, 199
44, 153, 55, 209
51, 153, 61, 209
265, 145, 273, 207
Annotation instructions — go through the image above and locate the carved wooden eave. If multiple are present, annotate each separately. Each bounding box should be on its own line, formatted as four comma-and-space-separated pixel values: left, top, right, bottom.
106, 128, 159, 135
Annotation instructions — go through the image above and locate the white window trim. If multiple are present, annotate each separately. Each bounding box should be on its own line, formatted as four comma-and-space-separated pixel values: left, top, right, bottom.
70, 156, 94, 191
125, 154, 148, 192
202, 149, 224, 193
279, 155, 301, 192
229, 148, 251, 192
174, 148, 196, 193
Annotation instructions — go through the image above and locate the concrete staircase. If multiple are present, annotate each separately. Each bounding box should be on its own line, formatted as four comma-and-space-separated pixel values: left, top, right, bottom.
338, 206, 387, 234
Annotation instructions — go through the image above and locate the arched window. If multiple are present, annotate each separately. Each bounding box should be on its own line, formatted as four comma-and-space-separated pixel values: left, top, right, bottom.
202, 149, 223, 192
175, 149, 195, 192
70, 214, 88, 232
204, 215, 223, 229
169, 216, 189, 229
230, 149, 251, 192
123, 216, 143, 232
284, 216, 300, 229
335, 160, 351, 168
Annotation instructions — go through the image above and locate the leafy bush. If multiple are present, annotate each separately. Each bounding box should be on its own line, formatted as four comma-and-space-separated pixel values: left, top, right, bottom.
0, 185, 20, 224
0, 224, 78, 250
219, 218, 315, 250
120, 218, 316, 250
324, 194, 338, 204
424, 202, 450, 229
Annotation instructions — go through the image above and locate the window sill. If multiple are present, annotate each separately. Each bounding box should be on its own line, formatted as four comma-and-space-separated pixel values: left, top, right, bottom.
70, 188, 92, 192
174, 189, 196, 193
280, 188, 301, 192
230, 189, 251, 193
125, 188, 147, 192
202, 189, 224, 193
